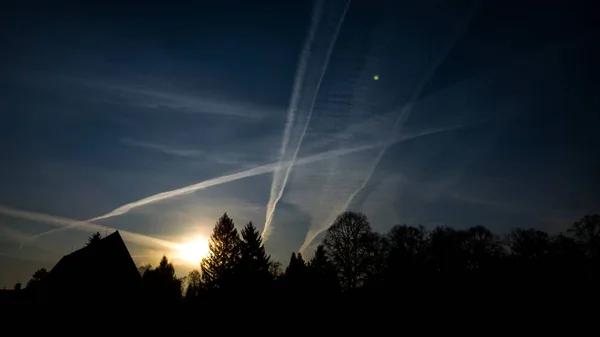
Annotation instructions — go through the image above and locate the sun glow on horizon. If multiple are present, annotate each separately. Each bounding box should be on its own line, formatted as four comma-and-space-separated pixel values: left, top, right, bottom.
177, 237, 210, 265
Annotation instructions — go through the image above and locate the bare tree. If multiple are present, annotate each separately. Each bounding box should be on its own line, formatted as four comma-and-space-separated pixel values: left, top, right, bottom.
568, 214, 600, 259
323, 211, 373, 290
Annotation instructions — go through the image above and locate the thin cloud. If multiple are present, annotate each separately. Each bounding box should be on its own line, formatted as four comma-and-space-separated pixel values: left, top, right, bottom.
0, 225, 30, 243
120, 138, 204, 158
106, 85, 274, 119
120, 138, 260, 166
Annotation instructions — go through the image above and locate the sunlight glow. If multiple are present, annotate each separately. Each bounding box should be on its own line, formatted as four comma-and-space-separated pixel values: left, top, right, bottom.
177, 237, 209, 265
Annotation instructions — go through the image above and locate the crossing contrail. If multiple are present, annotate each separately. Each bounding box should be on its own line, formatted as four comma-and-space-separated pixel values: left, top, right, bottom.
266, 0, 324, 243
30, 139, 381, 241
299, 3, 480, 253
29, 126, 456, 241
264, 0, 352, 241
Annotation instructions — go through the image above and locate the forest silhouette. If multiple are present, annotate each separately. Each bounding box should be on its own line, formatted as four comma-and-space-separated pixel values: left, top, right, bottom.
4, 212, 599, 331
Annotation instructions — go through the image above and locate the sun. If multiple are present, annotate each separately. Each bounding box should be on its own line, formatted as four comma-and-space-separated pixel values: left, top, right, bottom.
177, 237, 209, 265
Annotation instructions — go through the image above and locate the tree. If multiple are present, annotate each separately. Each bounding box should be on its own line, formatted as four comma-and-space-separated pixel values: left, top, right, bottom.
200, 213, 241, 289
386, 225, 428, 279
506, 228, 550, 261
285, 252, 306, 277
268, 261, 283, 280
568, 214, 600, 259
156, 255, 176, 278
141, 256, 182, 304
26, 268, 49, 290
363, 231, 388, 288
427, 226, 468, 274
138, 264, 152, 277
323, 211, 373, 290
184, 270, 202, 299
86, 232, 102, 246
307, 245, 338, 293
463, 225, 504, 271
283, 252, 308, 291
239, 221, 271, 287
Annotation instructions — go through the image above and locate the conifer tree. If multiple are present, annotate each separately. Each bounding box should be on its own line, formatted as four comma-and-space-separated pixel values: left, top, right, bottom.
239, 221, 271, 286
201, 213, 241, 288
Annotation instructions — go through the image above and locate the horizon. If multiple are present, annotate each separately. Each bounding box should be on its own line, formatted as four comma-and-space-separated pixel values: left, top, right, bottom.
1, 0, 599, 287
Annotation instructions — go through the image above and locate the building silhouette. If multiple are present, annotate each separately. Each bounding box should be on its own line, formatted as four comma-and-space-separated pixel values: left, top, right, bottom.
46, 230, 141, 306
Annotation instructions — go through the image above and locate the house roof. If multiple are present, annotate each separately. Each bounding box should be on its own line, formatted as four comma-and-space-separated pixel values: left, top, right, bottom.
49, 230, 140, 290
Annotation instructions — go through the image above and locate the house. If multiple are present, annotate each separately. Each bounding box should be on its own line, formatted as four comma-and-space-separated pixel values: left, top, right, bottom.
46, 230, 141, 305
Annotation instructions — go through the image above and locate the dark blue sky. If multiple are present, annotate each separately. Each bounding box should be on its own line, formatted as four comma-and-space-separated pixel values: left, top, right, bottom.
1, 0, 599, 286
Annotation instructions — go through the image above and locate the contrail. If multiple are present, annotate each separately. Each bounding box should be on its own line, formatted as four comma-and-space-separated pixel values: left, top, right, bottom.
272, 0, 323, 181
264, 0, 352, 241
263, 0, 323, 242
299, 4, 480, 253
0, 205, 178, 250
29, 126, 454, 241
266, 0, 324, 243
298, 124, 466, 252
31, 139, 382, 240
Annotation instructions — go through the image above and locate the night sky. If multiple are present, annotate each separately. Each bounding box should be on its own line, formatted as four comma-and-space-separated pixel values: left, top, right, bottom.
1, 0, 599, 286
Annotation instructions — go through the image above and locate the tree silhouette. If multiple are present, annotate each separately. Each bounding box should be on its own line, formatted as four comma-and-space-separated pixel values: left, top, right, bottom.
184, 270, 202, 300
568, 214, 600, 259
386, 224, 428, 282
283, 252, 308, 293
506, 228, 550, 261
138, 263, 152, 276
156, 255, 176, 278
428, 226, 468, 275
363, 231, 388, 288
463, 225, 504, 272
285, 252, 306, 277
238, 221, 271, 289
16, 209, 600, 323
141, 256, 182, 304
307, 244, 338, 293
86, 231, 102, 246
323, 211, 373, 290
26, 268, 49, 290
268, 261, 283, 280
200, 213, 241, 289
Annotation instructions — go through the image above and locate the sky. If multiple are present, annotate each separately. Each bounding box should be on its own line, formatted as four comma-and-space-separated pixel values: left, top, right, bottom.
1, 0, 599, 287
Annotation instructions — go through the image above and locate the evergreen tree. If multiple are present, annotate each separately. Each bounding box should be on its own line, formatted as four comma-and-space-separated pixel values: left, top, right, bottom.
156, 255, 176, 279
284, 252, 307, 290
201, 213, 241, 289
308, 244, 338, 292
239, 221, 271, 286
26, 268, 49, 290
285, 252, 306, 276
141, 256, 182, 304
86, 232, 102, 246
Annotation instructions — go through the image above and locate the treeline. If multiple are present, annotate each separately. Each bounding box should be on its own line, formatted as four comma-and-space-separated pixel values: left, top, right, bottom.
135, 212, 600, 305
18, 211, 600, 328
